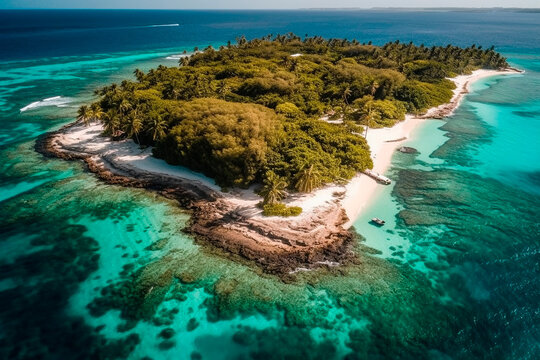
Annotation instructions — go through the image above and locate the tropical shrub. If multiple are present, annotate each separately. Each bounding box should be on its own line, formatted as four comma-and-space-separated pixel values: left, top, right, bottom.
262, 203, 303, 217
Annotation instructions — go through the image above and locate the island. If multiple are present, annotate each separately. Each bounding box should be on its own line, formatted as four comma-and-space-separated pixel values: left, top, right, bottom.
36, 34, 518, 275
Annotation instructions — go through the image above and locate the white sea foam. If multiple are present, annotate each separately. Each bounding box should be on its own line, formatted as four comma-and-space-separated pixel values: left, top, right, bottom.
165, 54, 189, 60
20, 96, 72, 112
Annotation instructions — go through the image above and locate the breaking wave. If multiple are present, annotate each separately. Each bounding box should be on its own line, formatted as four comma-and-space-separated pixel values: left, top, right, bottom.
165, 54, 189, 60
20, 96, 72, 112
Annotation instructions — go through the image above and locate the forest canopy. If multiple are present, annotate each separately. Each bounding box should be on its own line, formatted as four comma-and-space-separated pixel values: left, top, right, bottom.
153, 99, 282, 187
82, 34, 508, 190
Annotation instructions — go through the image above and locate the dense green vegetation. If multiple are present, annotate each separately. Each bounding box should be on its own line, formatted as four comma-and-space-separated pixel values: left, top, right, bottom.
81, 34, 508, 201
262, 203, 303, 217
153, 99, 281, 187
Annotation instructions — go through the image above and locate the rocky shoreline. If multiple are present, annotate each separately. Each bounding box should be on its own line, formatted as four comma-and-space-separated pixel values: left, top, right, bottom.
35, 123, 359, 277
34, 68, 521, 277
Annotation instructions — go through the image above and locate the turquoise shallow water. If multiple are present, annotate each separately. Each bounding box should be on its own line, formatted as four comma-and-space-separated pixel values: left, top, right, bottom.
1, 9, 539, 360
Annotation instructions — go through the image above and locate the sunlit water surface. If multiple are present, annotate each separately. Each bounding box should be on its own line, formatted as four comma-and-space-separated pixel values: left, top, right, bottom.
0, 9, 539, 359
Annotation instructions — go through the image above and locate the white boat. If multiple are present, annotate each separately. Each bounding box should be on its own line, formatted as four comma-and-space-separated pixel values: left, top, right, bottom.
371, 218, 385, 226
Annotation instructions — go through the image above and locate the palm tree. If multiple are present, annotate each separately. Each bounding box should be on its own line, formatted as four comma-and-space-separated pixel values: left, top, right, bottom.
133, 68, 145, 82
163, 82, 181, 100
147, 115, 166, 142
295, 164, 321, 193
289, 58, 299, 72
369, 81, 379, 96
343, 86, 352, 106
363, 104, 376, 139
180, 57, 189, 67
102, 110, 120, 136
77, 105, 93, 127
236, 36, 246, 46
281, 56, 292, 69
90, 103, 104, 123
342, 86, 352, 116
260, 171, 288, 205
119, 99, 132, 116
194, 75, 211, 97
217, 80, 230, 99
124, 110, 143, 145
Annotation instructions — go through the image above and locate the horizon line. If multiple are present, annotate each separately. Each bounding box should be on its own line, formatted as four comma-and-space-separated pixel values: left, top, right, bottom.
1, 7, 540, 11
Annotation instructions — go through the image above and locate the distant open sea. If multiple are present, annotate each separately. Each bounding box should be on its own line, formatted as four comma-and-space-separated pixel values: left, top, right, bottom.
0, 9, 539, 360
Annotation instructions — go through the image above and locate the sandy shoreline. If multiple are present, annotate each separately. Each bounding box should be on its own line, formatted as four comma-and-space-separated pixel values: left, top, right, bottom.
36, 123, 358, 276
35, 68, 520, 275
340, 68, 520, 226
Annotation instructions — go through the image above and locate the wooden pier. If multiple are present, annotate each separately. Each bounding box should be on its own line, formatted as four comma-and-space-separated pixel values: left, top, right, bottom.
363, 169, 392, 185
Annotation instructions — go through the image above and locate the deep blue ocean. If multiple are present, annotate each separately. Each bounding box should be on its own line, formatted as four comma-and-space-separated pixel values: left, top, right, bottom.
0, 9, 539, 360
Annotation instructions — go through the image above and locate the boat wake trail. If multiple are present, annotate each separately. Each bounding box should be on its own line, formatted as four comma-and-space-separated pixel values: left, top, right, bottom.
147, 23, 180, 28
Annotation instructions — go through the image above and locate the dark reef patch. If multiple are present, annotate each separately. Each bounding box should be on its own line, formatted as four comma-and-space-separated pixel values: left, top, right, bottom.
391, 165, 540, 359
512, 110, 540, 118
0, 195, 140, 359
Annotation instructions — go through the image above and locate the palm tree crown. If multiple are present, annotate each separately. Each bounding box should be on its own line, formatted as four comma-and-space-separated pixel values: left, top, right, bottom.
295, 164, 321, 193
119, 99, 132, 116
363, 104, 377, 139
260, 171, 288, 205
343, 86, 352, 105
102, 110, 120, 136
77, 105, 92, 126
123, 110, 143, 145
148, 115, 166, 142
90, 103, 104, 121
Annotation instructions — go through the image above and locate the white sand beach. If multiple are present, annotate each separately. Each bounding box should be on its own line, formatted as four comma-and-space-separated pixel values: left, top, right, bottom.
49, 68, 519, 232
339, 68, 518, 227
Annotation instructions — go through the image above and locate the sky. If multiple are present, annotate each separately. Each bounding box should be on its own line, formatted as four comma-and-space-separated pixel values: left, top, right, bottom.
1, 0, 539, 9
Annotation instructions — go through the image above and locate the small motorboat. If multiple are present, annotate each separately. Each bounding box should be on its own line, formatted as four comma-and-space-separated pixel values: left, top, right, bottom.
370, 217, 386, 226
398, 146, 418, 154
